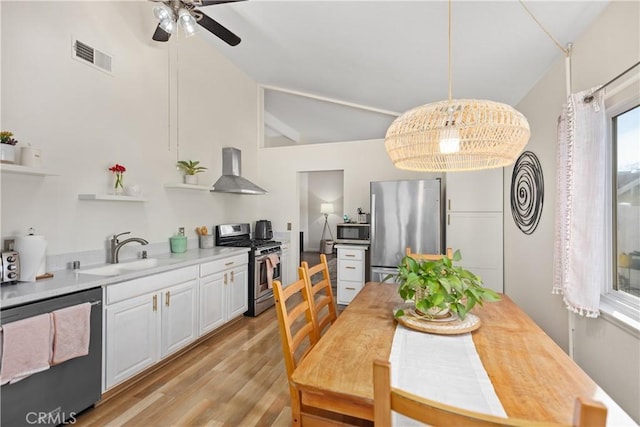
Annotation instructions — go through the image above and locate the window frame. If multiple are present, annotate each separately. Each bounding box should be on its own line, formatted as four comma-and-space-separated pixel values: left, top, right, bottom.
600, 86, 640, 329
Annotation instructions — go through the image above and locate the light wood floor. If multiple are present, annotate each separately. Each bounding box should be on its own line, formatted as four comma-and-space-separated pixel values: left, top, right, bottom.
76, 308, 293, 427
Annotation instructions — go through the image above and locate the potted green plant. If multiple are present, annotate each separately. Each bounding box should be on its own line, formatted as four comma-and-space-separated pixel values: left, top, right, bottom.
1, 131, 19, 164
176, 160, 207, 185
390, 250, 500, 320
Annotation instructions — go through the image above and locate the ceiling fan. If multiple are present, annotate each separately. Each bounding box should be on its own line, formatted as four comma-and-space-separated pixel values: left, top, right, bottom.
150, 0, 245, 46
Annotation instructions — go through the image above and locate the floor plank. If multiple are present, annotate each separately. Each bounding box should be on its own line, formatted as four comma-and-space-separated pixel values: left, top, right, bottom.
75, 308, 291, 427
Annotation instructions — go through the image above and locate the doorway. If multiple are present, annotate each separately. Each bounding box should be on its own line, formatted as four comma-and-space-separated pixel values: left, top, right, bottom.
298, 169, 344, 259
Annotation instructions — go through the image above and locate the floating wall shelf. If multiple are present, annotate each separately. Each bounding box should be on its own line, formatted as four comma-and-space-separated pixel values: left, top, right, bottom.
78, 194, 148, 202
164, 183, 212, 191
0, 164, 59, 176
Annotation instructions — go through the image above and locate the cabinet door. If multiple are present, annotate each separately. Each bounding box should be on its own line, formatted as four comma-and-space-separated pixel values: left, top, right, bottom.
199, 273, 226, 335
337, 281, 363, 305
338, 259, 363, 282
105, 293, 160, 389
447, 212, 503, 293
280, 248, 290, 287
161, 280, 198, 357
446, 169, 503, 212
228, 265, 248, 319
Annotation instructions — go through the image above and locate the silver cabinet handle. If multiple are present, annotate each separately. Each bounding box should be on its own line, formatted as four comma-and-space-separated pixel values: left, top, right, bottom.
346, 287, 356, 290
346, 254, 356, 257
346, 266, 356, 270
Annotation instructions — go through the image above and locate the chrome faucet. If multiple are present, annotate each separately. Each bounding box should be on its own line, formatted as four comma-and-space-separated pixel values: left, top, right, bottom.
110, 232, 149, 264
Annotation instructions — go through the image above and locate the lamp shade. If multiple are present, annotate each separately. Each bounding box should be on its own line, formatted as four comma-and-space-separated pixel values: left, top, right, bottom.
320, 203, 334, 215
385, 99, 530, 172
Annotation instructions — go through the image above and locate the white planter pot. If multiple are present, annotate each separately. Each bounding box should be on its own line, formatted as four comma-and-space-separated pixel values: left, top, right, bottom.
1, 144, 16, 164
184, 175, 198, 185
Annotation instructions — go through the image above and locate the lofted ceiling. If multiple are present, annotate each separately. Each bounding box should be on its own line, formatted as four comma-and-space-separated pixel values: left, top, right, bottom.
195, 0, 610, 145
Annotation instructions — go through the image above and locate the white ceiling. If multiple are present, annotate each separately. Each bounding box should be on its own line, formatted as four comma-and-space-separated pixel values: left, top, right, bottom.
197, 0, 610, 145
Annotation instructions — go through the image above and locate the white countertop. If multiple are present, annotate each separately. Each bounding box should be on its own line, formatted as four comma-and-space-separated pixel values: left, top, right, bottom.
0, 247, 250, 309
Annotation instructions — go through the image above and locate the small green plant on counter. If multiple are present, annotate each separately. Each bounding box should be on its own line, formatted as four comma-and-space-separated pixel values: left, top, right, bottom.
388, 249, 500, 320
176, 160, 207, 175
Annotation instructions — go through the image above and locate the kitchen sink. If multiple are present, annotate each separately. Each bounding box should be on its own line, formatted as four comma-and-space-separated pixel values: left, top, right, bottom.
78, 258, 166, 276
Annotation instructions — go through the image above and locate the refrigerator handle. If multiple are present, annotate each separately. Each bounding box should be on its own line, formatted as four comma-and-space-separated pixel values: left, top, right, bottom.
370, 193, 376, 254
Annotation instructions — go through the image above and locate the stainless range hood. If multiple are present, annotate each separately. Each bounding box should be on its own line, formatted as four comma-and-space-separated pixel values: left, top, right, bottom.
211, 147, 267, 195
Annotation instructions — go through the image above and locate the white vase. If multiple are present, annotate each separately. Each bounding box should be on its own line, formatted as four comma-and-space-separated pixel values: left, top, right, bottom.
184, 175, 198, 185
1, 144, 16, 164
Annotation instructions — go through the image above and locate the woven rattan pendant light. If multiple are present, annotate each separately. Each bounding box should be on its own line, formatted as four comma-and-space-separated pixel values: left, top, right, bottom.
385, 0, 530, 172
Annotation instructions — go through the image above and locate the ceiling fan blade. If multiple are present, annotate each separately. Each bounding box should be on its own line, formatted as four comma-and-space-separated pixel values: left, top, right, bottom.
197, 0, 246, 6
152, 25, 172, 42
195, 10, 241, 46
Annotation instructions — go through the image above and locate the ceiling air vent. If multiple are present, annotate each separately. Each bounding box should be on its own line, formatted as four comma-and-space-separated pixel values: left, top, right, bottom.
72, 38, 113, 75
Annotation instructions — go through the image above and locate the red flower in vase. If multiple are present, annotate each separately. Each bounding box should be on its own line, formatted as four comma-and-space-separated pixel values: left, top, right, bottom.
109, 164, 126, 193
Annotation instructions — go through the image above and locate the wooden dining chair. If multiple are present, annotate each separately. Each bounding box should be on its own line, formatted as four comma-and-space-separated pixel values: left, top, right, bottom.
272, 275, 319, 426
273, 276, 369, 426
405, 247, 453, 261
372, 359, 607, 427
300, 254, 338, 337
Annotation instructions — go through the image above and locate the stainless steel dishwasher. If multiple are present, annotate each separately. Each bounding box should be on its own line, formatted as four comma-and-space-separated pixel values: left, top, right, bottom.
1, 287, 102, 426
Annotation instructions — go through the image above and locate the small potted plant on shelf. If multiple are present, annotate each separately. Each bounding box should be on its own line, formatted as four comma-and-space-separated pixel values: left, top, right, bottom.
389, 250, 500, 320
1, 131, 19, 164
176, 160, 207, 185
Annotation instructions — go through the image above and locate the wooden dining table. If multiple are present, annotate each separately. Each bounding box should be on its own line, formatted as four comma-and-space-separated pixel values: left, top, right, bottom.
291, 282, 634, 425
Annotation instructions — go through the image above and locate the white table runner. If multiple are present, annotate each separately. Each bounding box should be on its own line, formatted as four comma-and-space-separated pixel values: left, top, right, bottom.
389, 324, 507, 426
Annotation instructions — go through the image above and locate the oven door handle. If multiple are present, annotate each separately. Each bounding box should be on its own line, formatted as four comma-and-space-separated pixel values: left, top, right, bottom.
255, 252, 282, 262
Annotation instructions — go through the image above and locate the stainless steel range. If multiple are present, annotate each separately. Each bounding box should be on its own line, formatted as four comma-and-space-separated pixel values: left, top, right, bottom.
215, 223, 282, 317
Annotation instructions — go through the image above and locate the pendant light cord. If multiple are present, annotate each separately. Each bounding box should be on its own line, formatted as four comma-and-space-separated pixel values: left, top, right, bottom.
448, 0, 453, 102
519, 0, 569, 57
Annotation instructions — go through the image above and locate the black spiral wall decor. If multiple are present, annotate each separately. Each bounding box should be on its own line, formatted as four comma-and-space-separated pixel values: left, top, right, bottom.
510, 151, 544, 235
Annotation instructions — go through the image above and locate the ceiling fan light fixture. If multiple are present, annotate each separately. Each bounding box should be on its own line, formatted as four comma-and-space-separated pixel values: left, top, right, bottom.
154, 5, 175, 34
178, 8, 198, 37
384, 0, 530, 172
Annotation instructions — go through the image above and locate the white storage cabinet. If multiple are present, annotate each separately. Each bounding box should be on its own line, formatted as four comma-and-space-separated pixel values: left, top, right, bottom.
336, 245, 367, 305
446, 168, 504, 293
104, 266, 198, 390
199, 252, 248, 335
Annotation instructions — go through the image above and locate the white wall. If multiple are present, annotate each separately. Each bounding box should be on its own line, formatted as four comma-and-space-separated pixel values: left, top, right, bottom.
305, 170, 343, 252
257, 140, 441, 278
506, 1, 639, 422
1, 1, 261, 262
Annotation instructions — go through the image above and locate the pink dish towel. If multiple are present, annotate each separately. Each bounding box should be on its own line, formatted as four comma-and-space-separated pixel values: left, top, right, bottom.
0, 313, 53, 385
51, 303, 91, 365
266, 253, 280, 289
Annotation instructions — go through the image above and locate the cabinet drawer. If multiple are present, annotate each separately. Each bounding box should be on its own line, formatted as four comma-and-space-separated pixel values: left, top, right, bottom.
200, 253, 248, 277
338, 249, 363, 261
106, 266, 198, 304
337, 281, 363, 305
338, 260, 363, 282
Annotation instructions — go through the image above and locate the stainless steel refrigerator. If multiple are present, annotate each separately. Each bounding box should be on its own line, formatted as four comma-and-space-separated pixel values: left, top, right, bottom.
370, 179, 443, 282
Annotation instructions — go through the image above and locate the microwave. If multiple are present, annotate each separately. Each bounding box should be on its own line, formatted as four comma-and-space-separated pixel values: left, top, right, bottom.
336, 223, 370, 244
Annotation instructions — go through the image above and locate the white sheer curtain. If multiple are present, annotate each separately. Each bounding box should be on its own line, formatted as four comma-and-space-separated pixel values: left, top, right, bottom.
553, 87, 606, 317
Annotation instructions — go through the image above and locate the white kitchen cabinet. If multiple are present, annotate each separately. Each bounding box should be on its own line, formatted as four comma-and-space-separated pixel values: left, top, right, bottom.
446, 169, 504, 293
446, 168, 503, 212
199, 253, 248, 335
105, 292, 159, 389
104, 266, 198, 390
280, 243, 290, 286
336, 245, 367, 305
161, 280, 198, 356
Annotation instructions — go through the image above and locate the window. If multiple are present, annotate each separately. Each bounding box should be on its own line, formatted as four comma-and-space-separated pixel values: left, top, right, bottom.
605, 83, 640, 321
612, 105, 640, 298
